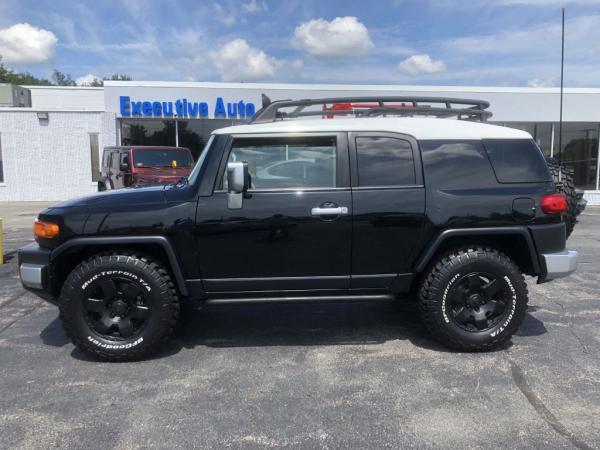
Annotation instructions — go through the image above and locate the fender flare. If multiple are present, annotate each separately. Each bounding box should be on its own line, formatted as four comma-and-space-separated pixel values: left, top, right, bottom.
51, 236, 189, 296
413, 226, 540, 274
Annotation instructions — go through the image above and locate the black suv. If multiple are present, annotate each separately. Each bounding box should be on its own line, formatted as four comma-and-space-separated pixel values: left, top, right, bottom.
18, 97, 577, 361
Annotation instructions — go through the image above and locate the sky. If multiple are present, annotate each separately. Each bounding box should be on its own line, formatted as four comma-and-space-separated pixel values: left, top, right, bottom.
0, 0, 599, 87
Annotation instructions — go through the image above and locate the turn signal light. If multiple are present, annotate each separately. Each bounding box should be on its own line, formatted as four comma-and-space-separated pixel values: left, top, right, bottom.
540, 193, 567, 214
34, 220, 60, 239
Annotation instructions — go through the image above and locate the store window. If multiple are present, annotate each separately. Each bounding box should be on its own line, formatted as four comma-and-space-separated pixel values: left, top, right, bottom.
556, 123, 599, 190
121, 120, 176, 147
501, 122, 553, 156
178, 119, 242, 160
89, 133, 100, 182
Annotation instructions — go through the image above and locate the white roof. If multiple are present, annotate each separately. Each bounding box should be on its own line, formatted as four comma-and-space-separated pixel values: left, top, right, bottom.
212, 117, 532, 140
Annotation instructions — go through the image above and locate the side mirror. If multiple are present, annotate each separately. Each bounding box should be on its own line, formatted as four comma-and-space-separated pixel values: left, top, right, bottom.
120, 163, 129, 172
227, 161, 249, 209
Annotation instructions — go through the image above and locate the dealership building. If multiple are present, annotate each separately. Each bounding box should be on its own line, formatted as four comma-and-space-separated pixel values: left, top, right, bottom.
0, 80, 599, 204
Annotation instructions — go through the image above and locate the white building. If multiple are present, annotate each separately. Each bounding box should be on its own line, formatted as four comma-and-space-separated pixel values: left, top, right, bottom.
0, 81, 599, 203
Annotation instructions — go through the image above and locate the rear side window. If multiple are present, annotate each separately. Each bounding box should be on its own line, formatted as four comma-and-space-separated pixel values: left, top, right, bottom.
483, 139, 550, 183
420, 140, 496, 189
356, 137, 415, 186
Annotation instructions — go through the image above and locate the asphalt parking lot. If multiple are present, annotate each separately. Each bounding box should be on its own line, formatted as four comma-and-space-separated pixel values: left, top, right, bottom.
0, 202, 599, 449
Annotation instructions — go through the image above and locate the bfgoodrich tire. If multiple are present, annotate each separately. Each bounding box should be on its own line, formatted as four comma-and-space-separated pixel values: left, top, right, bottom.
418, 247, 528, 351
59, 252, 180, 361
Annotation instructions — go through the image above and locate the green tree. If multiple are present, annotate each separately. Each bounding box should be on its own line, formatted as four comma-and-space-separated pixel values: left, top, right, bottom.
106, 74, 133, 81
51, 69, 76, 86
0, 57, 52, 85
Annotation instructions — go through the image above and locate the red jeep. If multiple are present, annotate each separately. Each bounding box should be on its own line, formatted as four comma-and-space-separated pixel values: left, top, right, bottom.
98, 146, 194, 191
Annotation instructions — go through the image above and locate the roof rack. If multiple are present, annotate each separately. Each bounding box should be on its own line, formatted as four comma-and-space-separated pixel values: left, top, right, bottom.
251, 94, 492, 123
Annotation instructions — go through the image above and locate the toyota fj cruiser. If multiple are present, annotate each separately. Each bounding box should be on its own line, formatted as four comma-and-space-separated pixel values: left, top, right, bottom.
18, 96, 578, 361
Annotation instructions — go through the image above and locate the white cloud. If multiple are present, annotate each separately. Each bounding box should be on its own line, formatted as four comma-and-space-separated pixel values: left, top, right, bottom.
497, 0, 598, 4
527, 78, 555, 87
0, 23, 57, 64
293, 16, 373, 58
212, 3, 236, 27
242, 0, 268, 14
211, 39, 279, 82
398, 54, 446, 76
76, 73, 101, 85
445, 15, 600, 58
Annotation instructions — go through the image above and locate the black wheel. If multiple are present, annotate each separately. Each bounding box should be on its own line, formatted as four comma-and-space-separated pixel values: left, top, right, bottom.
545, 157, 578, 238
418, 247, 528, 351
59, 252, 180, 361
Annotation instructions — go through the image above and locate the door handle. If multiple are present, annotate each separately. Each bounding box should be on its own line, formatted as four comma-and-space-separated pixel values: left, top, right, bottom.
311, 206, 349, 216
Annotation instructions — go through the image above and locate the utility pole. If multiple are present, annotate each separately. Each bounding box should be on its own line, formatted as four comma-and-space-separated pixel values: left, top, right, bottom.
558, 6, 565, 163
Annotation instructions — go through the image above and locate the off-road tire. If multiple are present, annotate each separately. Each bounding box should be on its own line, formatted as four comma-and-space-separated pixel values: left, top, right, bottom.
546, 157, 578, 238
59, 252, 180, 361
418, 247, 528, 351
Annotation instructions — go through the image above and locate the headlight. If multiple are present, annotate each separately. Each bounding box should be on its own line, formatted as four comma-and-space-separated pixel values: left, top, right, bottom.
34, 220, 60, 239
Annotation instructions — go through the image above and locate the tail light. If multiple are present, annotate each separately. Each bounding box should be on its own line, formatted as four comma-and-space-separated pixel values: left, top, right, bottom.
540, 193, 567, 214
34, 220, 60, 239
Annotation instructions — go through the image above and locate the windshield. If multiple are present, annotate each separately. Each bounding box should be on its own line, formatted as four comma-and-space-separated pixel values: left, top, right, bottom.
187, 135, 215, 185
132, 148, 193, 168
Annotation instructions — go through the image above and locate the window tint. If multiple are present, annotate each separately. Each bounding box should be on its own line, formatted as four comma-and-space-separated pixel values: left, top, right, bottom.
224, 137, 337, 190
132, 149, 193, 168
356, 137, 415, 186
420, 140, 496, 189
483, 139, 550, 183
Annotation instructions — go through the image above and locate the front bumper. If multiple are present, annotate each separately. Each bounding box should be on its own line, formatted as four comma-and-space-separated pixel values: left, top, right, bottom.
541, 249, 578, 280
17, 243, 57, 305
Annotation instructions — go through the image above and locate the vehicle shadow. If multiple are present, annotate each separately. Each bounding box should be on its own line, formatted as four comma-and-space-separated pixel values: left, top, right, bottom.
39, 300, 548, 361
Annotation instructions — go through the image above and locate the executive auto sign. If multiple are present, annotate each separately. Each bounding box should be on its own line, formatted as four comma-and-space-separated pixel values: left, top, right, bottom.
119, 96, 256, 119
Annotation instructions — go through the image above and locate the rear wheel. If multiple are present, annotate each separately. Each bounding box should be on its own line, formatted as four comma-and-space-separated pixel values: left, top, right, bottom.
418, 247, 528, 351
59, 252, 179, 361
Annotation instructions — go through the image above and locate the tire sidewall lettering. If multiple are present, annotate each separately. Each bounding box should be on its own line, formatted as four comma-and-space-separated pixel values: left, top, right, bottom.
87, 336, 144, 350
81, 270, 152, 293
490, 275, 517, 337
442, 273, 461, 323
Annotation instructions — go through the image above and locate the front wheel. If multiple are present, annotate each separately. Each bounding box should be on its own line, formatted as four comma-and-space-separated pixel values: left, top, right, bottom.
59, 252, 180, 361
418, 247, 528, 351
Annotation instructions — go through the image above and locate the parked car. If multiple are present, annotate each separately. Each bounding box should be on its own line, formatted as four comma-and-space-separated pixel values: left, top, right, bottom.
18, 96, 577, 361
98, 146, 194, 190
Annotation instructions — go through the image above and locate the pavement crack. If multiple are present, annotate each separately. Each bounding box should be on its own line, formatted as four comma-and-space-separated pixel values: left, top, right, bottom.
510, 361, 596, 450
548, 300, 589, 354
0, 300, 45, 335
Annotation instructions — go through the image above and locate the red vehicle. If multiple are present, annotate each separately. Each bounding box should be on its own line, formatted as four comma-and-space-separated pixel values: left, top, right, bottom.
98, 146, 194, 191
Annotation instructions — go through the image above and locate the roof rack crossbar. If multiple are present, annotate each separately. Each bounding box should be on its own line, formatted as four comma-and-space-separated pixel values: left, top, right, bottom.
251, 96, 492, 123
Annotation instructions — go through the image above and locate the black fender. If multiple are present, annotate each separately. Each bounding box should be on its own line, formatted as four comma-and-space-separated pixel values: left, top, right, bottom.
51, 236, 189, 296
413, 226, 540, 274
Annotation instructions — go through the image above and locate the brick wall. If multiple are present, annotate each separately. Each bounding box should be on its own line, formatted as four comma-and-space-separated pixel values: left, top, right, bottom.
0, 111, 116, 201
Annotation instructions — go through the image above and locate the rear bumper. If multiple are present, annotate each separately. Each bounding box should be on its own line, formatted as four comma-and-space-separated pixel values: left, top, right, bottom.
541, 249, 578, 280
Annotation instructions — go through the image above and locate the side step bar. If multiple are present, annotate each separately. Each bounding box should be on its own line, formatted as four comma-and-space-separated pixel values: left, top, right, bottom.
204, 294, 394, 306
